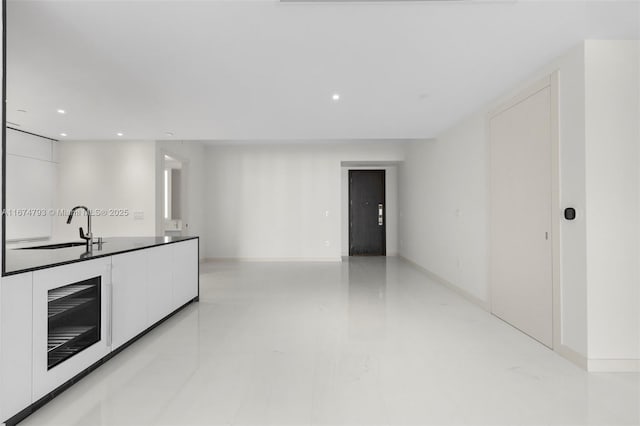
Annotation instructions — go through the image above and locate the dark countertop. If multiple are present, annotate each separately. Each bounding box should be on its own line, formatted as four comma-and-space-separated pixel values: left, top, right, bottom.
4, 236, 199, 276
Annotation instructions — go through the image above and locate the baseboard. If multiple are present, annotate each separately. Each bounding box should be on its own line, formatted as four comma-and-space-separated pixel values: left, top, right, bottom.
587, 358, 640, 372
556, 344, 588, 370
203, 257, 342, 263
340, 254, 400, 258
399, 256, 490, 311
556, 347, 640, 373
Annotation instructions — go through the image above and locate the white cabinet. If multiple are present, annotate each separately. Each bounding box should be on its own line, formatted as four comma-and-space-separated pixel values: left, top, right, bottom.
6, 156, 57, 241
32, 258, 111, 401
111, 239, 198, 348
111, 250, 149, 350
1, 239, 198, 421
6, 128, 53, 160
172, 239, 199, 309
5, 128, 58, 241
147, 244, 173, 325
0, 272, 33, 421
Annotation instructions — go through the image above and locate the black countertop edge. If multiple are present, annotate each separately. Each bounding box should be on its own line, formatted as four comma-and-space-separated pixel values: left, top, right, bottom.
2, 236, 199, 277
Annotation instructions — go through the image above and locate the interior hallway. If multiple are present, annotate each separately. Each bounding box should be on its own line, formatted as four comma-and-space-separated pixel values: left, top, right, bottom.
22, 258, 640, 425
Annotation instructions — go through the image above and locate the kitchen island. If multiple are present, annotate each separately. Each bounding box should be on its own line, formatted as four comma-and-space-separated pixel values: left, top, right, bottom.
0, 236, 199, 425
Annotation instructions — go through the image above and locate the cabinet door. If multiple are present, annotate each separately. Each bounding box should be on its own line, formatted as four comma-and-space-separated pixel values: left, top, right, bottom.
147, 245, 173, 325
172, 239, 198, 309
111, 250, 149, 350
0, 273, 33, 422
6, 128, 57, 241
6, 155, 56, 241
32, 258, 111, 401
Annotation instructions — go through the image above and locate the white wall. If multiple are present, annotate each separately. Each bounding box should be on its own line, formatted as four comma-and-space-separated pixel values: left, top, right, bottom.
399, 43, 589, 356
53, 140, 157, 241
584, 40, 640, 363
155, 140, 206, 259
556, 45, 588, 358
399, 118, 488, 304
340, 166, 399, 257
204, 141, 404, 260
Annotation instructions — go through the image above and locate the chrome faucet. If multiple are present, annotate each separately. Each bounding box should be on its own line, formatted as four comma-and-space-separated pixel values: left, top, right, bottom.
66, 206, 93, 249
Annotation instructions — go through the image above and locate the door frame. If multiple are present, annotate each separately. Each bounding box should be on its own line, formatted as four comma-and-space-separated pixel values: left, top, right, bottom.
348, 169, 386, 256
487, 72, 560, 350
156, 148, 190, 237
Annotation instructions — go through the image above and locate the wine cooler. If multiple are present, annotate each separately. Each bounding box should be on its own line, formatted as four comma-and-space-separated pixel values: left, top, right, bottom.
32, 258, 111, 401
47, 277, 101, 370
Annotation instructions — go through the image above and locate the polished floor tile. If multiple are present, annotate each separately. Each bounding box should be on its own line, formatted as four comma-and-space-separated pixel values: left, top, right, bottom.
22, 257, 640, 425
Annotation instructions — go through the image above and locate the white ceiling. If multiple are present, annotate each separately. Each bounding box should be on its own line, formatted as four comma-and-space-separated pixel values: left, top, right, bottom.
6, 0, 640, 141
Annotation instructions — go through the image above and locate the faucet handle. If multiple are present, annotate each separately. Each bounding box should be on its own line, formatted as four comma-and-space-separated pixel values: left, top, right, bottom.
79, 227, 90, 241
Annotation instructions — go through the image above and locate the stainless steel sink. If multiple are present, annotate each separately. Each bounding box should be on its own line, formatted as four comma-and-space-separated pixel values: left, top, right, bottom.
17, 242, 89, 250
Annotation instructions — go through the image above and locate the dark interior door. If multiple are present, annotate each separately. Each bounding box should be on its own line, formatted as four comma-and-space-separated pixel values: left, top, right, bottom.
349, 170, 386, 256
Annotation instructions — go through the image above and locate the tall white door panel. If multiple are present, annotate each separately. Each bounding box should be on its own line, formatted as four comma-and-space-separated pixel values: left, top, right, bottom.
490, 86, 553, 348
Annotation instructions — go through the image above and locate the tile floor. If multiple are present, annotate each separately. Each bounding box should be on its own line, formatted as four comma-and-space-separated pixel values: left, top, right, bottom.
23, 257, 640, 425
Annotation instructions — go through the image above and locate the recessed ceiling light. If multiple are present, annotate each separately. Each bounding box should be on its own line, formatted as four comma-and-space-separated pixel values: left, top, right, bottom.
57, 109, 66, 114
332, 93, 341, 101
165, 132, 174, 136
117, 132, 124, 137
60, 133, 67, 137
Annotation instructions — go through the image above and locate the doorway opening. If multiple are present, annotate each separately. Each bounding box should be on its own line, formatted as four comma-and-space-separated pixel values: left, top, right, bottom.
163, 154, 186, 236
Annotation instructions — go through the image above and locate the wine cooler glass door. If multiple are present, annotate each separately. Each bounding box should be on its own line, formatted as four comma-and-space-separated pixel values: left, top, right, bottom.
47, 277, 101, 369
32, 258, 111, 401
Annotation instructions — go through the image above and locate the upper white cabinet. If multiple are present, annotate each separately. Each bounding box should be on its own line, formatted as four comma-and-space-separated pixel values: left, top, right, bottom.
0, 272, 33, 421
172, 239, 199, 309
111, 250, 149, 350
5, 128, 58, 242
6, 128, 54, 160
